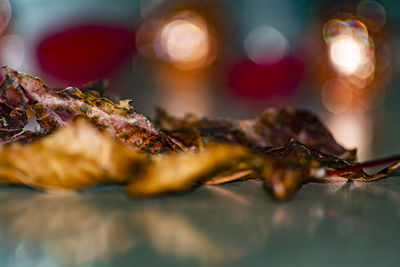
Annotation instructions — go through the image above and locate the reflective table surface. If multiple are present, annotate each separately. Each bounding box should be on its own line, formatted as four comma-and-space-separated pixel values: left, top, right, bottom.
1, 178, 400, 267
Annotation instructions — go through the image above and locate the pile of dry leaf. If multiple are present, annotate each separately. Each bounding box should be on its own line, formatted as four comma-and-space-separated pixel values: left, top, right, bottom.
0, 67, 399, 200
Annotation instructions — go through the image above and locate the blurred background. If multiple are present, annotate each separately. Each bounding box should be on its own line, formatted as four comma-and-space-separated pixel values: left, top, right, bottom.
1, 0, 399, 160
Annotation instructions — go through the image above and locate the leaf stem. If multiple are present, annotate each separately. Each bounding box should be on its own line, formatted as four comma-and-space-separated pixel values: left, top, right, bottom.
326, 154, 400, 176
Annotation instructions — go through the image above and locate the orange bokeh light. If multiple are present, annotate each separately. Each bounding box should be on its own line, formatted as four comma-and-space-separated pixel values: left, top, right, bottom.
154, 11, 214, 70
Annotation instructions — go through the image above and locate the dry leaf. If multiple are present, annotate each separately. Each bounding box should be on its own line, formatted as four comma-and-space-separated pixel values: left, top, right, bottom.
204, 169, 253, 185
128, 140, 400, 200
155, 107, 356, 160
0, 114, 398, 200
0, 119, 148, 189
1, 68, 399, 200
126, 144, 255, 196
0, 67, 178, 153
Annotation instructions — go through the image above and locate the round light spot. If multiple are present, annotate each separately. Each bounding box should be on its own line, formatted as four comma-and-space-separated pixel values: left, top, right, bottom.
329, 36, 362, 75
244, 26, 289, 65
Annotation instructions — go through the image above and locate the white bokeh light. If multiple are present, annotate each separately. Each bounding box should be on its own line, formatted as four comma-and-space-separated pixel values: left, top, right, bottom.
161, 20, 208, 63
329, 36, 362, 75
154, 12, 212, 70
244, 26, 289, 64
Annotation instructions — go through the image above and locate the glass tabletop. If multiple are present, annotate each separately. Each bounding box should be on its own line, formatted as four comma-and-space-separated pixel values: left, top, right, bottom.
1, 178, 400, 267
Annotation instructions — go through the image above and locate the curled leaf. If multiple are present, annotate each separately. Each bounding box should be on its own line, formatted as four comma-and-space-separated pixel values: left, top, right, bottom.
155, 107, 356, 160
0, 68, 399, 201
0, 119, 398, 200
128, 140, 400, 200
0, 67, 178, 153
0, 119, 148, 189
126, 145, 255, 196
204, 169, 253, 185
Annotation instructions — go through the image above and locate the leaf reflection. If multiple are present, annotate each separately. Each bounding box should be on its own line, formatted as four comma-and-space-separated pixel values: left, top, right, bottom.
2, 179, 397, 266
0, 184, 268, 266
0, 191, 137, 266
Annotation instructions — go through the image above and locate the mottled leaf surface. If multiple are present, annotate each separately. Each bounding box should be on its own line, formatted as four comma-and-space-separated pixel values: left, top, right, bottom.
0, 67, 178, 153
155, 108, 356, 160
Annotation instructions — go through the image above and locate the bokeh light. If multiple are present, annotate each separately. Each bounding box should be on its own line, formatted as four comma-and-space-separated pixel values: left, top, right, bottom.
329, 36, 362, 75
321, 18, 378, 114
161, 20, 208, 64
244, 26, 289, 65
154, 11, 213, 70
324, 19, 374, 78
357, 0, 386, 32
36, 24, 135, 86
321, 12, 387, 156
227, 57, 303, 100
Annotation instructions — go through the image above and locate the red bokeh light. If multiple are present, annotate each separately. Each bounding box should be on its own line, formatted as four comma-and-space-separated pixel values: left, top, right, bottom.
36, 24, 135, 86
227, 57, 304, 99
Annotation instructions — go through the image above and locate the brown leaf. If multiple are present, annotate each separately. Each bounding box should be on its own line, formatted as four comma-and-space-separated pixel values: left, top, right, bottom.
0, 119, 148, 189
127, 140, 400, 200
0, 67, 178, 153
0, 121, 398, 200
125, 140, 338, 200
155, 107, 356, 160
0, 68, 398, 200
126, 144, 254, 196
204, 170, 253, 185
